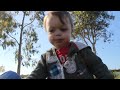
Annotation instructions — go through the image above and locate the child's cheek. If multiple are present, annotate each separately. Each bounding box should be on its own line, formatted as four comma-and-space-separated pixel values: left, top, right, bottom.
65, 33, 71, 40
47, 35, 52, 42
65, 31, 71, 37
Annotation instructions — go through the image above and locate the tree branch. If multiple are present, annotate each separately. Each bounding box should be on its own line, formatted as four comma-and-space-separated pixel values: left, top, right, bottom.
23, 17, 35, 29
6, 33, 19, 45
91, 28, 96, 45
80, 32, 88, 46
93, 29, 97, 44
86, 28, 93, 44
86, 34, 93, 45
77, 19, 89, 46
83, 37, 88, 46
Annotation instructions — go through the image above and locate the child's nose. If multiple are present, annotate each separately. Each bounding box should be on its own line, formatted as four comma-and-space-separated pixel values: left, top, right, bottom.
55, 30, 62, 36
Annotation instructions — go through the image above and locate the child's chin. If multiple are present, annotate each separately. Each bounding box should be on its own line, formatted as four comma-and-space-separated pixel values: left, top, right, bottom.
55, 44, 68, 48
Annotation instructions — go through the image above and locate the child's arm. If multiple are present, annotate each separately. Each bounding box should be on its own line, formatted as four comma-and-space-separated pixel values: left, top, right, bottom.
80, 47, 114, 79
26, 55, 48, 79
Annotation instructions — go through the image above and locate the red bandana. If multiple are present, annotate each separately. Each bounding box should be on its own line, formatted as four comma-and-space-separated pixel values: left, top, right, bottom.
56, 43, 71, 64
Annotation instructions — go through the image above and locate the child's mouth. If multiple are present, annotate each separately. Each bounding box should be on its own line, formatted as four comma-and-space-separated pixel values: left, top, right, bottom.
55, 39, 64, 43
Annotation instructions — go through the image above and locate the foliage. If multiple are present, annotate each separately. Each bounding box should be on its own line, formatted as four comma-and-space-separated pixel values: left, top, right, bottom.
0, 66, 5, 72
0, 11, 45, 74
71, 11, 114, 54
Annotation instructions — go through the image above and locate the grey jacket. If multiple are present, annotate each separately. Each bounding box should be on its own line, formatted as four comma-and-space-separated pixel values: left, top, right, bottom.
27, 41, 114, 79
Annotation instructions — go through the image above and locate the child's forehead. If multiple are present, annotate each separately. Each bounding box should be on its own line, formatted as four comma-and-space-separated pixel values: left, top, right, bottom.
46, 15, 70, 27
47, 14, 70, 24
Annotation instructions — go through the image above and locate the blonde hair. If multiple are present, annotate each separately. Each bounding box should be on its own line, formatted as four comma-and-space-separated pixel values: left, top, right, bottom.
43, 11, 74, 31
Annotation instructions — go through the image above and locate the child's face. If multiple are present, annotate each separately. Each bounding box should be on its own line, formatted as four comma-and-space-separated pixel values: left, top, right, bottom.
45, 15, 72, 49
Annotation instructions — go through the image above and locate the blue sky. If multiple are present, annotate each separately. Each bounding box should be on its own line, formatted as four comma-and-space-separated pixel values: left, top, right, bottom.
0, 11, 120, 75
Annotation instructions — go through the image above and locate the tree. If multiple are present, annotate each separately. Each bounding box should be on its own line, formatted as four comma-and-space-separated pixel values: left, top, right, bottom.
0, 11, 45, 75
0, 66, 5, 72
0, 11, 16, 49
71, 11, 114, 54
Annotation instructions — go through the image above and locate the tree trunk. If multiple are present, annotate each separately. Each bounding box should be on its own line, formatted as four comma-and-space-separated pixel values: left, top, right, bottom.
92, 43, 96, 55
17, 12, 26, 75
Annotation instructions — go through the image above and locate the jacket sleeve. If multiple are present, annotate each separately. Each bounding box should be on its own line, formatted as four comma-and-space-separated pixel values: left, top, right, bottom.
79, 47, 114, 79
26, 54, 48, 79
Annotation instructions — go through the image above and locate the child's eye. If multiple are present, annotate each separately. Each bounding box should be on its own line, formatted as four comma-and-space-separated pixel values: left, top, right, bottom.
60, 28, 67, 32
49, 29, 55, 33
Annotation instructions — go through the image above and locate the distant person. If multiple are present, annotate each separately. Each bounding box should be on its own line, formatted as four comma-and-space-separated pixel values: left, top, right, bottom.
0, 11, 114, 79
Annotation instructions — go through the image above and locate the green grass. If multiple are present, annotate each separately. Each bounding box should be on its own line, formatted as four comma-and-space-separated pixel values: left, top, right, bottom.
112, 72, 120, 79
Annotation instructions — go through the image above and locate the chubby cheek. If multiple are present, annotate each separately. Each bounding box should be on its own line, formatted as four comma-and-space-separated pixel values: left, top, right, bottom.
48, 35, 54, 44
64, 35, 70, 43
64, 32, 71, 40
47, 32, 71, 48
